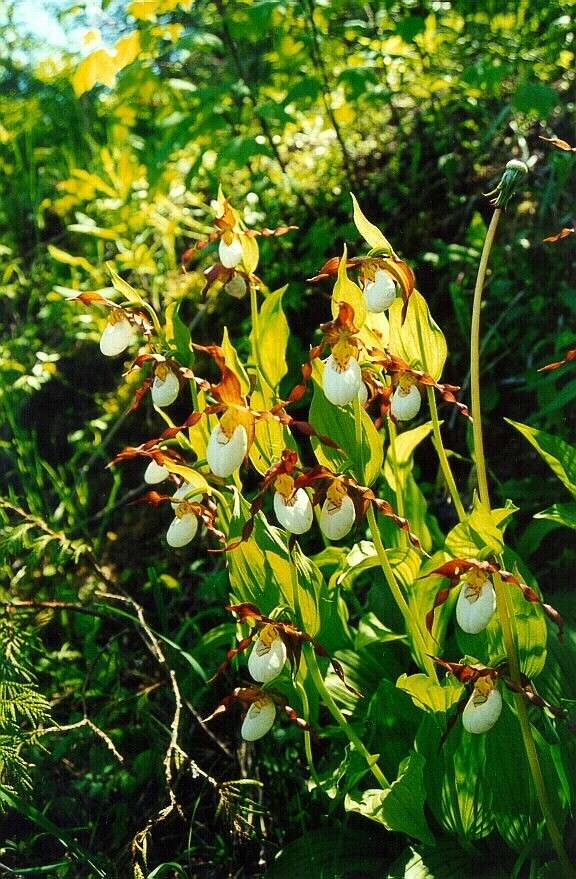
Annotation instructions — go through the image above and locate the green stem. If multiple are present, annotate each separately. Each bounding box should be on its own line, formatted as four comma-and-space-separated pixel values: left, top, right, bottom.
413, 299, 466, 522
353, 393, 365, 483
470, 208, 574, 873
366, 506, 437, 681
295, 676, 319, 787
426, 387, 466, 523
387, 417, 406, 523
305, 644, 389, 788
494, 577, 575, 877
470, 208, 501, 508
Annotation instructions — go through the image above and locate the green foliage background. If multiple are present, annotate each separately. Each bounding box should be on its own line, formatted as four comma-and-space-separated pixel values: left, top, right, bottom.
1, 0, 575, 876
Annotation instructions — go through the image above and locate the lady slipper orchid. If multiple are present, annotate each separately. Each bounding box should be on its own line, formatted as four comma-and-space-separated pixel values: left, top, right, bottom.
273, 474, 313, 535
144, 459, 169, 484
171, 482, 200, 509
151, 365, 180, 408
241, 694, 277, 741
99, 311, 134, 357
390, 377, 421, 422
455, 570, 496, 634
247, 625, 288, 684
219, 235, 244, 269
363, 270, 397, 313
323, 350, 362, 407
166, 504, 198, 548
319, 481, 356, 540
207, 419, 249, 478
462, 677, 502, 734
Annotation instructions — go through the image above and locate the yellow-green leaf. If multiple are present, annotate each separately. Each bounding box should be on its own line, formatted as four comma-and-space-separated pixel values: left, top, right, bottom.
388, 290, 447, 380
250, 286, 290, 390
221, 327, 250, 396
241, 234, 259, 275
350, 193, 393, 253
48, 245, 100, 278
331, 244, 366, 329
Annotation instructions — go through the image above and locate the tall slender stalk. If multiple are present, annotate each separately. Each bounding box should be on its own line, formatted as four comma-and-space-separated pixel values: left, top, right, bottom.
305, 644, 389, 788
387, 417, 406, 522
470, 205, 574, 875
366, 505, 437, 681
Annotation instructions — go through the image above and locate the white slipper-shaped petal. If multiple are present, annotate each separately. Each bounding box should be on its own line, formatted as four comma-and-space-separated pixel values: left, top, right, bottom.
151, 370, 180, 407
144, 460, 170, 484
241, 696, 276, 741
166, 513, 198, 548
207, 423, 248, 478
219, 236, 243, 268
462, 687, 502, 734
248, 635, 287, 684
273, 488, 313, 534
99, 316, 133, 357
391, 384, 421, 422
456, 580, 496, 634
322, 355, 362, 407
319, 494, 356, 541
364, 270, 397, 313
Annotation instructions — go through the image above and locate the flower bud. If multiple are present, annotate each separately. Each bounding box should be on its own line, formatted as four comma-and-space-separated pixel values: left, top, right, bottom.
99, 314, 133, 357
462, 680, 502, 734
225, 275, 247, 299
320, 492, 356, 541
248, 627, 287, 684
390, 383, 421, 422
323, 354, 362, 407
455, 576, 496, 634
166, 511, 198, 547
241, 695, 276, 741
364, 270, 397, 313
207, 422, 248, 478
219, 236, 243, 268
273, 488, 313, 535
144, 460, 169, 484
151, 369, 179, 408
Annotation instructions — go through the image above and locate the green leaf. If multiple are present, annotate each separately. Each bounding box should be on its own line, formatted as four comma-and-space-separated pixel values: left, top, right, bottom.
164, 300, 193, 367
396, 673, 464, 714
266, 827, 385, 878
384, 421, 434, 494
250, 285, 290, 389
345, 751, 435, 845
535, 502, 576, 529
221, 327, 250, 396
416, 714, 494, 841
506, 419, 576, 497
512, 81, 558, 116
309, 361, 384, 485
445, 495, 516, 558
350, 193, 393, 253
388, 291, 447, 380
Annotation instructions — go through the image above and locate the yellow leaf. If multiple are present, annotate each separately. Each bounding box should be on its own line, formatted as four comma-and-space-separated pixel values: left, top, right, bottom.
114, 30, 140, 73
387, 290, 447, 380
161, 462, 211, 495
331, 244, 366, 329
241, 234, 259, 275
48, 245, 100, 278
350, 193, 393, 253
72, 49, 116, 96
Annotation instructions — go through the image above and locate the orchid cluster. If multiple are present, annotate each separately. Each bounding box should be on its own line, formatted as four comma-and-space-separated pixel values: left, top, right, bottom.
68, 182, 574, 867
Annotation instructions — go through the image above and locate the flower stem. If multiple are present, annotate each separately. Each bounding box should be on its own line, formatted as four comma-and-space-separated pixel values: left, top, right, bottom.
470, 208, 574, 873
387, 417, 406, 523
353, 393, 365, 483
413, 300, 466, 521
470, 208, 501, 508
305, 644, 389, 788
425, 387, 466, 523
366, 505, 437, 681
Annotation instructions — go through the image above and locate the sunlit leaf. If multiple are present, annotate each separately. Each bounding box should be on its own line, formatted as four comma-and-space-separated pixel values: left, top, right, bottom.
331, 244, 366, 329
350, 193, 393, 253
388, 291, 447, 380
